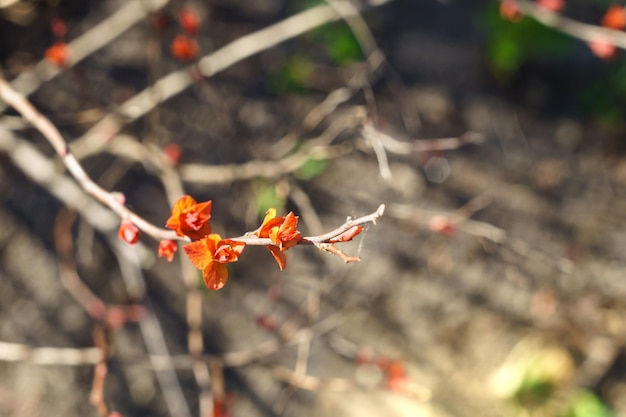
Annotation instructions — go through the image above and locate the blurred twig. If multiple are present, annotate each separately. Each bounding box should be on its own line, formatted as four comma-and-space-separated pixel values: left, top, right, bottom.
0, 76, 182, 242
0, 0, 171, 114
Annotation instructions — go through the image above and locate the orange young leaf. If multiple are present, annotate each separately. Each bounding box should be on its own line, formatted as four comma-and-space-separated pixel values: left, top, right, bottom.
255, 208, 302, 250
118, 220, 140, 245
266, 245, 287, 270
184, 234, 245, 290
329, 225, 363, 243
166, 195, 212, 240
158, 239, 178, 262
602, 6, 626, 30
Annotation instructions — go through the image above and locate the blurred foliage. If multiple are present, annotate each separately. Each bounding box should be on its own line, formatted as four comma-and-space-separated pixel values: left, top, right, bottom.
267, 0, 361, 93
479, 3, 574, 78
253, 182, 286, 219
578, 59, 626, 126
565, 391, 616, 417
266, 54, 315, 93
295, 156, 327, 180
479, 1, 626, 128
308, 21, 363, 65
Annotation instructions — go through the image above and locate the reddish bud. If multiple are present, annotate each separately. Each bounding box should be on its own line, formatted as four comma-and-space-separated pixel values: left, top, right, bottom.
500, 0, 522, 22
45, 42, 69, 67
255, 315, 278, 332
87, 299, 107, 320
355, 348, 374, 365
112, 192, 126, 205
588, 39, 617, 60
151, 12, 169, 32
171, 34, 199, 61
163, 143, 182, 166
126, 304, 147, 322
536, 0, 564, 12
105, 306, 127, 329
118, 220, 140, 245
428, 215, 456, 236
158, 239, 178, 262
179, 8, 201, 35
51, 18, 67, 39
108, 413, 123, 417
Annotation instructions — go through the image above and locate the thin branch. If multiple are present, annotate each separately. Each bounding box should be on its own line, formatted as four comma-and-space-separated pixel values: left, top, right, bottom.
232, 204, 385, 246
0, 341, 102, 365
0, 76, 182, 242
110, 238, 193, 417
361, 123, 485, 155
89, 326, 111, 417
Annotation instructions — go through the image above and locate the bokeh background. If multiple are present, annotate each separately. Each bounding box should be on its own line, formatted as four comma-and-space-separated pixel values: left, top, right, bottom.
1, 1, 626, 416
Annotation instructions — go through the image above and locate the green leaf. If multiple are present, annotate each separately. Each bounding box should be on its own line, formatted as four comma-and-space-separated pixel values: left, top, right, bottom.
296, 157, 327, 180
255, 183, 285, 219
565, 391, 616, 417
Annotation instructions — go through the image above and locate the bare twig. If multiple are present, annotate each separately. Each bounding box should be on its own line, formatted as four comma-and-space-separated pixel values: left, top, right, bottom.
0, 341, 102, 365
89, 326, 111, 417
0, 76, 182, 242
110, 238, 193, 417
361, 123, 485, 155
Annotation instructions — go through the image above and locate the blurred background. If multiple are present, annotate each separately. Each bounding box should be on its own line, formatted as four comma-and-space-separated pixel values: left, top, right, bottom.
1, 0, 626, 416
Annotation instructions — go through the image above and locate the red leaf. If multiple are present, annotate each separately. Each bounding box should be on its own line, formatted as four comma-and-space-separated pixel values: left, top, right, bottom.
184, 235, 219, 270
118, 220, 140, 245
255, 209, 301, 250
203, 262, 229, 291
266, 245, 287, 270
158, 239, 178, 262
184, 234, 245, 291
166, 195, 212, 240
329, 225, 363, 243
